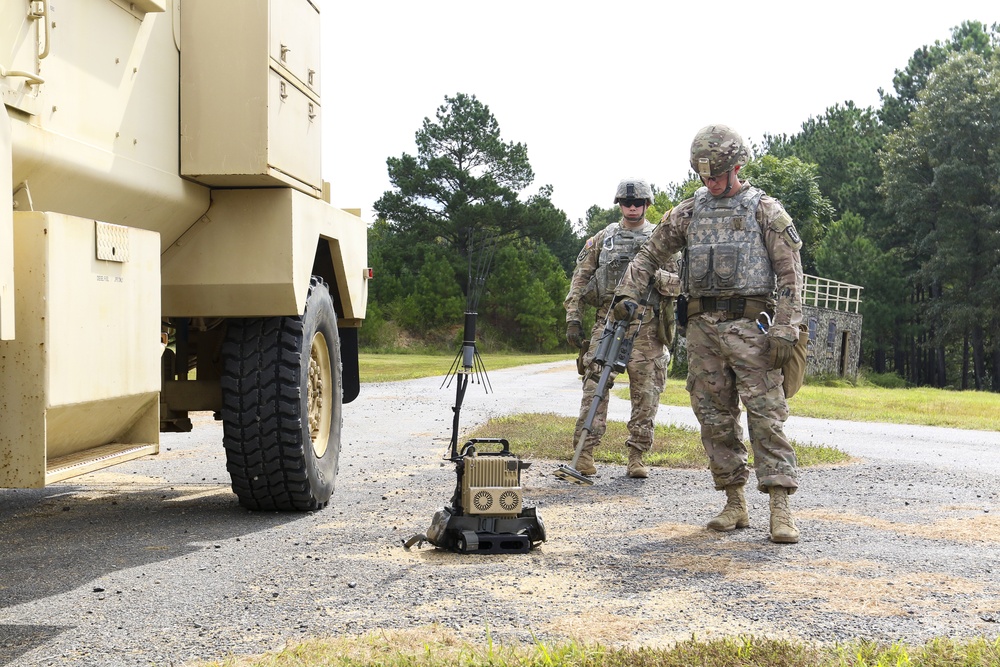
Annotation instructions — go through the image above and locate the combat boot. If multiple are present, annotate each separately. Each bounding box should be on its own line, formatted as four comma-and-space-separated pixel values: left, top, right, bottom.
575, 446, 597, 476
707, 484, 749, 532
769, 487, 800, 544
627, 446, 648, 479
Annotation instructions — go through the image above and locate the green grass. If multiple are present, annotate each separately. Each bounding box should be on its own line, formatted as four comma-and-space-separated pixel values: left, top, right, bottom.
654, 378, 1000, 431
358, 352, 574, 383
464, 412, 848, 468
195, 629, 1000, 666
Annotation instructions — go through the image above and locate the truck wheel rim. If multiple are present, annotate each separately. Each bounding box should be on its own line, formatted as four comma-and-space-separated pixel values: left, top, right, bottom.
308, 331, 332, 458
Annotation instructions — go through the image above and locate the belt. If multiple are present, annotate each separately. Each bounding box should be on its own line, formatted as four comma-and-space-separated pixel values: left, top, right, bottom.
687, 296, 771, 320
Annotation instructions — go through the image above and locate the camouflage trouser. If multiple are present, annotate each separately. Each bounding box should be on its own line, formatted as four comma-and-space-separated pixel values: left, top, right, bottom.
573, 311, 668, 453
685, 313, 798, 493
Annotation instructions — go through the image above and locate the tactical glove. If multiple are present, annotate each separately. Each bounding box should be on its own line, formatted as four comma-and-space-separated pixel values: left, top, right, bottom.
612, 299, 638, 323
566, 320, 585, 349
769, 335, 796, 369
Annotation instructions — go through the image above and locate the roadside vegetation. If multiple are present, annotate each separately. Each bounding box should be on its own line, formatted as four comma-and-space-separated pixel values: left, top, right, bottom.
653, 374, 1000, 432
464, 412, 847, 469
358, 352, 573, 383
195, 628, 1000, 667
360, 353, 1000, 432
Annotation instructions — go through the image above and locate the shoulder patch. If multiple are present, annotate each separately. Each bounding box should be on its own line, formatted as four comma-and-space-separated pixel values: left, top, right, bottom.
768, 210, 793, 233
784, 224, 802, 249
576, 236, 596, 263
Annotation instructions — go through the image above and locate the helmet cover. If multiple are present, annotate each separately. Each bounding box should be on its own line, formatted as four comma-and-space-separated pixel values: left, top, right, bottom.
613, 178, 653, 204
689, 124, 748, 178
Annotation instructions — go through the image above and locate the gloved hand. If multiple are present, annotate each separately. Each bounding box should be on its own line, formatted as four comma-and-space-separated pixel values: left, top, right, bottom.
612, 298, 638, 322
566, 320, 584, 348
769, 335, 796, 369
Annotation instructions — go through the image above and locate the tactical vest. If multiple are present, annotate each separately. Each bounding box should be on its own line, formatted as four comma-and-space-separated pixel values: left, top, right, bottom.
591, 221, 659, 307
685, 185, 775, 298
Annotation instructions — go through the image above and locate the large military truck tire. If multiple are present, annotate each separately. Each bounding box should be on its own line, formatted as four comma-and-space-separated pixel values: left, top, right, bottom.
220, 276, 343, 511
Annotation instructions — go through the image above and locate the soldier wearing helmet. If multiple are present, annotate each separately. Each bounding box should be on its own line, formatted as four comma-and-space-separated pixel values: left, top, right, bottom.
689, 124, 749, 197
613, 125, 806, 544
563, 178, 681, 479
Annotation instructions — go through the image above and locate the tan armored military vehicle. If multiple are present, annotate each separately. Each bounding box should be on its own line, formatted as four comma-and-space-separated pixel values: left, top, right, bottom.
0, 0, 368, 511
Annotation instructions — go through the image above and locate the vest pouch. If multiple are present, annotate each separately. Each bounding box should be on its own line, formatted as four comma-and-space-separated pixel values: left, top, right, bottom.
606, 260, 629, 295
594, 262, 623, 305
782, 325, 809, 399
712, 246, 739, 289
688, 246, 713, 290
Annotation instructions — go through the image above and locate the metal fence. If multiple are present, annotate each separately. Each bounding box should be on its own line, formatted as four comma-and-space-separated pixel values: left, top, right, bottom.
801, 274, 863, 313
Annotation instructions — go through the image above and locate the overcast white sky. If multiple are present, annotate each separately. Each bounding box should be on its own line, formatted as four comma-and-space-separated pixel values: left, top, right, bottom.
320, 1, 998, 228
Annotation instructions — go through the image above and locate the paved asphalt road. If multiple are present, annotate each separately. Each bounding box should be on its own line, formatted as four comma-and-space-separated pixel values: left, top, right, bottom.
1, 360, 998, 666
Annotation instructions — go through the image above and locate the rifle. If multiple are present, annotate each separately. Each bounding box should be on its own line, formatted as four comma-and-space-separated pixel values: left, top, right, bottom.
554, 301, 637, 486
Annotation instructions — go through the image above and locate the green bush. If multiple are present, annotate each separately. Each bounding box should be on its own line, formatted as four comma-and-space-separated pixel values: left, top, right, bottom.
860, 369, 911, 389
806, 372, 858, 388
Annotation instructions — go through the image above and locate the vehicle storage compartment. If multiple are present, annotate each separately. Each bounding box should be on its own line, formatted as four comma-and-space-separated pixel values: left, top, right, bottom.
160, 187, 368, 321
180, 0, 323, 195
0, 213, 161, 488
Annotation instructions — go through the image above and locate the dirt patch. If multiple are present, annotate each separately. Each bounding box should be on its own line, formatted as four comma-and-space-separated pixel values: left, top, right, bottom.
801, 508, 1000, 542
739, 568, 975, 617
541, 610, 639, 644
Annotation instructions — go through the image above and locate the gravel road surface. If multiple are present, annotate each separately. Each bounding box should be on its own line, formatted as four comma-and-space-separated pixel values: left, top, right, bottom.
1, 360, 999, 666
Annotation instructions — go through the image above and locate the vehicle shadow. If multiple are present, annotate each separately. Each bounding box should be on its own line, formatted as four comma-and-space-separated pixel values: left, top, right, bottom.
0, 484, 300, 609
0, 624, 66, 665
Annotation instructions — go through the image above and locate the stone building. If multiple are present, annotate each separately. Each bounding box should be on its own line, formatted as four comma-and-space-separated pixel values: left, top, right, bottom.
801, 274, 864, 378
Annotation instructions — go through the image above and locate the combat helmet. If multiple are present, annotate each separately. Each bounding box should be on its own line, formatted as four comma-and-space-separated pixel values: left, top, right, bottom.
613, 178, 653, 205
689, 124, 748, 178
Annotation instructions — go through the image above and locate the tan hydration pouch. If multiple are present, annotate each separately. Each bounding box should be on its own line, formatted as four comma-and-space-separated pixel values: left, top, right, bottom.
656, 298, 676, 346
782, 325, 809, 399
576, 339, 590, 376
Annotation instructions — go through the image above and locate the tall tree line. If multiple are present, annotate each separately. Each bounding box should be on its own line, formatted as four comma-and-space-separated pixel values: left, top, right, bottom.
767, 21, 1000, 390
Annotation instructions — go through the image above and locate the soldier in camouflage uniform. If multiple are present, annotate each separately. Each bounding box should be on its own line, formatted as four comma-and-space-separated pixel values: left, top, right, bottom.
613, 126, 804, 543
564, 178, 681, 479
